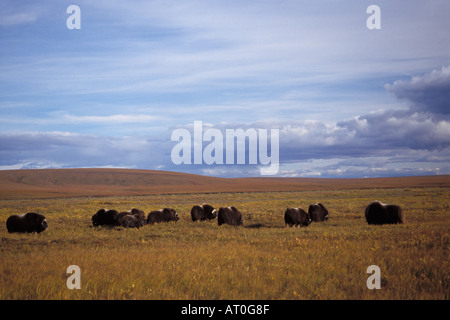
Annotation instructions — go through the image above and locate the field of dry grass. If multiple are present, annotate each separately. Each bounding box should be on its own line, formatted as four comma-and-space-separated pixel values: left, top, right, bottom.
0, 170, 449, 300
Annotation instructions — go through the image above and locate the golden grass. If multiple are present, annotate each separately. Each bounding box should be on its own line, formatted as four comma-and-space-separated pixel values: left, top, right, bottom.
1, 186, 449, 300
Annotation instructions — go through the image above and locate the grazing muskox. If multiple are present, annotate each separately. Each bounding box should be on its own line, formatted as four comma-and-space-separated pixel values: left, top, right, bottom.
92, 209, 119, 227
6, 212, 48, 233
217, 206, 243, 226
284, 208, 311, 227
191, 204, 218, 222
147, 208, 179, 224
365, 201, 404, 225
308, 203, 329, 222
129, 208, 146, 220
115, 211, 129, 226
117, 208, 147, 228
121, 214, 145, 228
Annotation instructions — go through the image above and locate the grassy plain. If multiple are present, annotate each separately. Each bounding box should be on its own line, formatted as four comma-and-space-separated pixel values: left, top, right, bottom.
1, 185, 449, 300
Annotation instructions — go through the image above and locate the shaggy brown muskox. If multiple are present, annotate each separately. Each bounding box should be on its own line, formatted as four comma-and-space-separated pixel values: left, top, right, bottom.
6, 212, 48, 233
146, 208, 179, 224
308, 203, 329, 222
191, 204, 218, 222
218, 206, 243, 226
129, 208, 146, 220
115, 211, 129, 226
365, 201, 404, 225
121, 214, 145, 228
284, 207, 311, 227
116, 208, 146, 227
92, 209, 119, 227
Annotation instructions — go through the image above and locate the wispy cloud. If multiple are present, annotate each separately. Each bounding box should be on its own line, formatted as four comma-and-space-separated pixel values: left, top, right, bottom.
62, 114, 158, 123
0, 131, 168, 169
0, 13, 37, 26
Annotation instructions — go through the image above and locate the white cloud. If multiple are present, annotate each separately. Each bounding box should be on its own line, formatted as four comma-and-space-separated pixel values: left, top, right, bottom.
62, 114, 158, 124
0, 13, 37, 26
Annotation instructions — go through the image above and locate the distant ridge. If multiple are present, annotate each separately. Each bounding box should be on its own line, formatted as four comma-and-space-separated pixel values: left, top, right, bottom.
0, 168, 448, 199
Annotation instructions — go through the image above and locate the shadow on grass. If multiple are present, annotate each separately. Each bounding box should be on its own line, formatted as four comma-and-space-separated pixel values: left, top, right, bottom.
245, 223, 284, 229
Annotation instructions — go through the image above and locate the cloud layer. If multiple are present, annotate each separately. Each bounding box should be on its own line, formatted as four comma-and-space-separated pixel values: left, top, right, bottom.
386, 65, 450, 116
1, 66, 449, 177
1, 65, 449, 177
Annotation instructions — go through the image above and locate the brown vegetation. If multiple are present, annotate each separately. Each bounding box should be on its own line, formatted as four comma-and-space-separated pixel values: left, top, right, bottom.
0, 168, 448, 199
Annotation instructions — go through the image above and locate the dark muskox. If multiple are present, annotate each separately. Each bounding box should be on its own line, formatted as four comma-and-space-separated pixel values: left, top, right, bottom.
284, 207, 311, 227
6, 212, 48, 233
121, 214, 145, 228
365, 201, 404, 225
92, 209, 119, 227
116, 208, 146, 227
218, 206, 243, 226
115, 211, 129, 226
147, 208, 179, 224
129, 208, 146, 220
308, 203, 329, 222
117, 208, 146, 228
191, 204, 218, 222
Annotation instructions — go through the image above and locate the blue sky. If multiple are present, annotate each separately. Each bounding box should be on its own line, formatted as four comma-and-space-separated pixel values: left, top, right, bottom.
1, 0, 449, 177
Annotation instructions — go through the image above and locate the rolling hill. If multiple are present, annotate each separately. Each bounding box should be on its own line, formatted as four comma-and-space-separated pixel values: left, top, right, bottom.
0, 168, 448, 199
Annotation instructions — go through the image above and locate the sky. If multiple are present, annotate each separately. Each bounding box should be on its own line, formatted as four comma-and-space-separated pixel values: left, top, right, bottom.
0, 0, 449, 178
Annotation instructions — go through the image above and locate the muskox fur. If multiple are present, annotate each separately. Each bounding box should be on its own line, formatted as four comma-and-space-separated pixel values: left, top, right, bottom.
92, 209, 119, 227
218, 206, 243, 226
191, 204, 218, 222
308, 203, 329, 222
365, 201, 404, 225
6, 212, 48, 233
284, 207, 311, 227
147, 208, 179, 224
117, 208, 147, 228
121, 214, 145, 228
129, 208, 146, 220
115, 211, 130, 226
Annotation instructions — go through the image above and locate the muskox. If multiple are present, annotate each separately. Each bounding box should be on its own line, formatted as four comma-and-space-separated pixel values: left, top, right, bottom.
308, 203, 329, 222
121, 214, 145, 228
147, 208, 179, 224
129, 208, 146, 220
92, 209, 119, 227
191, 204, 218, 222
115, 211, 129, 226
284, 207, 311, 227
365, 201, 404, 225
6, 212, 48, 233
218, 206, 243, 226
117, 208, 147, 228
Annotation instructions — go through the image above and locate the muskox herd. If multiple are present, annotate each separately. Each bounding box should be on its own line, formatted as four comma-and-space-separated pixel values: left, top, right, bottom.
92, 208, 148, 228
91, 205, 244, 228
4, 200, 404, 233
91, 207, 179, 228
284, 202, 330, 227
